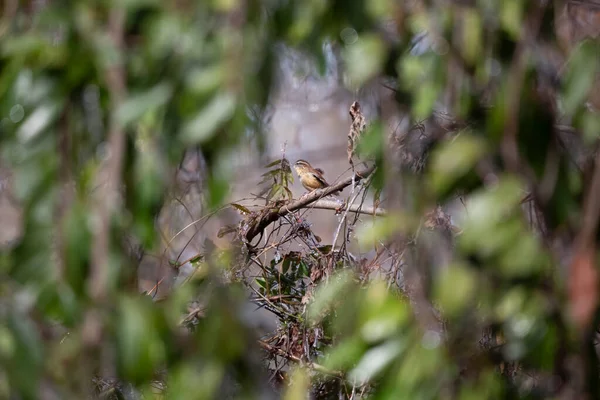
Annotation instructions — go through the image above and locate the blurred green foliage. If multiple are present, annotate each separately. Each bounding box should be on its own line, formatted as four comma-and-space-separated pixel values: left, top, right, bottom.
1, 0, 599, 399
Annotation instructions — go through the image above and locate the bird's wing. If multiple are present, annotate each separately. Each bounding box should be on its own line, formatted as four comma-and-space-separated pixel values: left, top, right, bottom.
311, 172, 329, 187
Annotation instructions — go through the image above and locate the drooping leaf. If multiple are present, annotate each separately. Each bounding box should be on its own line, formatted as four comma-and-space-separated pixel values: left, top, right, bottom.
181, 92, 237, 144
230, 203, 251, 215
116, 83, 173, 127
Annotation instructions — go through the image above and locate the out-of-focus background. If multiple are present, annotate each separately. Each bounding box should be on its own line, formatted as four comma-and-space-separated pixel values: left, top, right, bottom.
2, 1, 600, 399
137, 46, 389, 297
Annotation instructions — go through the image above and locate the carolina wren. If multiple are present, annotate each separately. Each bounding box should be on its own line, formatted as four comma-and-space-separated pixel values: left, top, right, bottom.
293, 159, 339, 195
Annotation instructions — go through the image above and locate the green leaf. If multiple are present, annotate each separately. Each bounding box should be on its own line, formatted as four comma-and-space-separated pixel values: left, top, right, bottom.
428, 133, 486, 196
495, 287, 527, 321
256, 278, 267, 289
398, 55, 435, 89
186, 65, 224, 95
356, 122, 383, 159
117, 296, 166, 383
230, 203, 251, 215
500, 0, 523, 38
413, 81, 439, 120
581, 111, 600, 144
433, 263, 478, 317
181, 92, 237, 144
317, 245, 332, 254
497, 233, 544, 277
189, 254, 204, 264
462, 175, 524, 230
367, 0, 395, 19
117, 83, 173, 127
461, 9, 482, 64
7, 312, 43, 398
37, 282, 80, 326
282, 257, 291, 274
211, 0, 238, 12
168, 362, 224, 400
322, 336, 366, 371
307, 271, 355, 323
562, 41, 599, 115
359, 280, 410, 342
64, 202, 92, 297
298, 261, 310, 277
343, 34, 386, 89
16, 102, 61, 143
0, 325, 15, 360
261, 169, 280, 177
268, 184, 283, 201
264, 159, 283, 168
349, 339, 405, 385
207, 172, 230, 209
288, 2, 327, 42
284, 367, 310, 400
458, 176, 545, 277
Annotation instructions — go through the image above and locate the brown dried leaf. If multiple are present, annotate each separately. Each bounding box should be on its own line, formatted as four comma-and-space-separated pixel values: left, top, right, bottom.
569, 245, 598, 331
310, 264, 324, 283
348, 101, 366, 165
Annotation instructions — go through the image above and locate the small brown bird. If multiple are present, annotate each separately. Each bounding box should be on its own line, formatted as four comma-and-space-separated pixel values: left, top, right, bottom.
293, 159, 339, 195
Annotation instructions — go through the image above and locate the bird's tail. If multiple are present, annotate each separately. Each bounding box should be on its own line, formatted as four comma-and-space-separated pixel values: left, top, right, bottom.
327, 187, 341, 197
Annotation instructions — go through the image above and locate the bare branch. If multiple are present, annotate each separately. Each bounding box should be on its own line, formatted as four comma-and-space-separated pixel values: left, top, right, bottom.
244, 165, 376, 243
311, 199, 386, 216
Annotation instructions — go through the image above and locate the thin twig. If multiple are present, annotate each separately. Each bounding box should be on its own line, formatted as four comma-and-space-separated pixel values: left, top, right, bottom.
332, 188, 365, 252
310, 199, 386, 216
